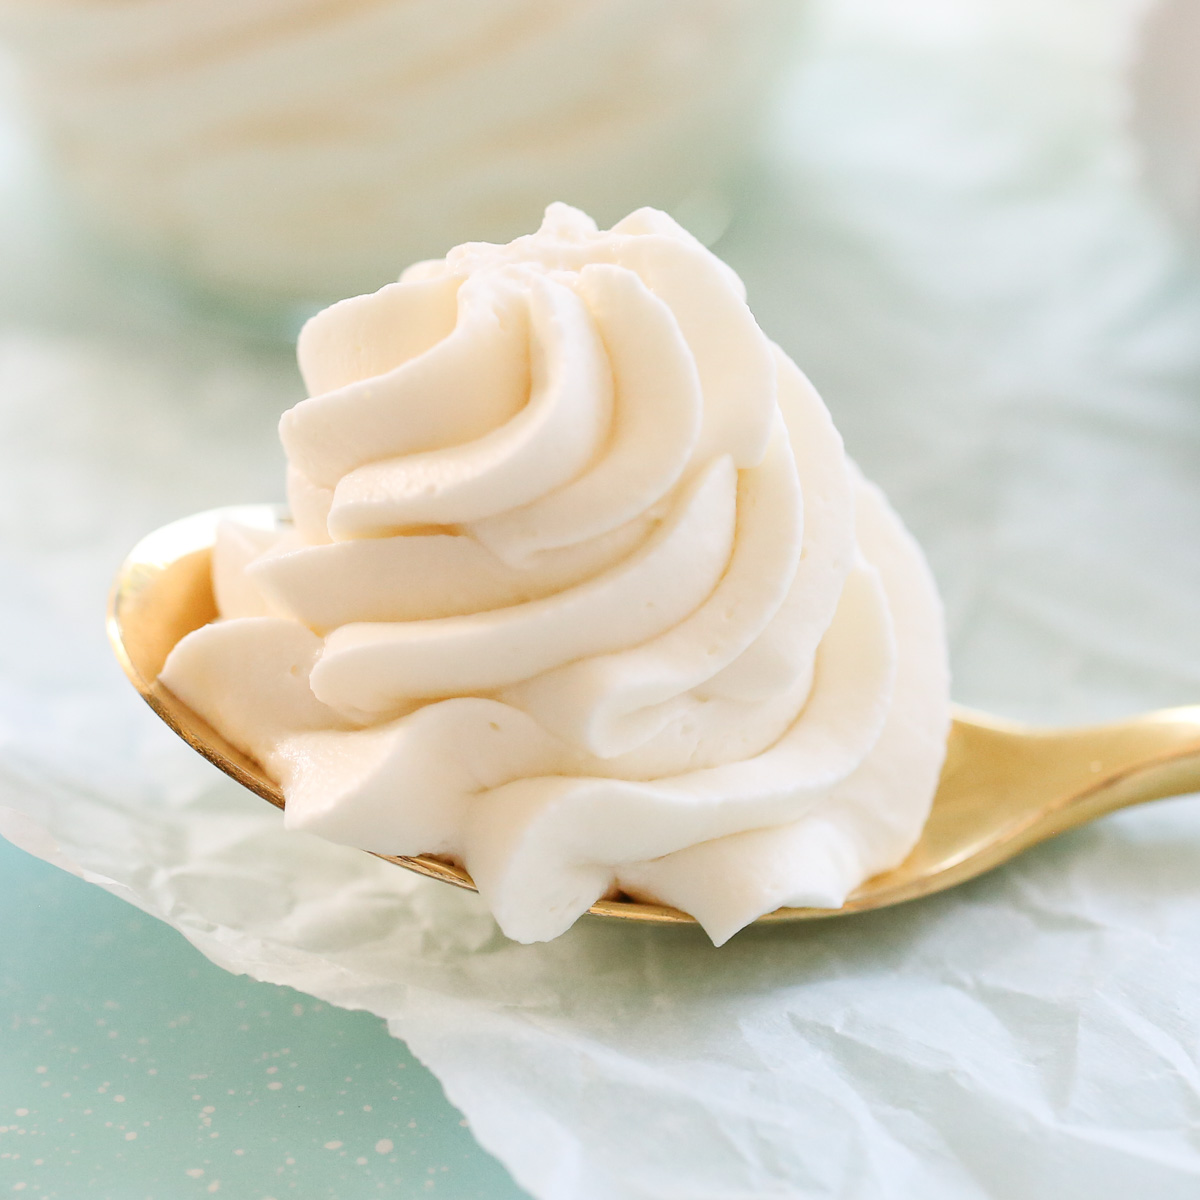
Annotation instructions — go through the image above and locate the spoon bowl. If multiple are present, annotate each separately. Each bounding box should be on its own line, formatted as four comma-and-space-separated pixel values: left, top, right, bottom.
108, 506, 1200, 925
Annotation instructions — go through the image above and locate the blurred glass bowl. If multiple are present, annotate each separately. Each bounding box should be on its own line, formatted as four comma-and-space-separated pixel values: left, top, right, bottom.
1130, 0, 1200, 231
0, 0, 799, 312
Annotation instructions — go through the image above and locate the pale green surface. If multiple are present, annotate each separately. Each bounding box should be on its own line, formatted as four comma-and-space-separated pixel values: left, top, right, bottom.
0, 834, 528, 1199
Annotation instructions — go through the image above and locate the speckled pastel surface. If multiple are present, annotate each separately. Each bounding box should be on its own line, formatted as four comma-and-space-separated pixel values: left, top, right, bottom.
0, 834, 528, 1198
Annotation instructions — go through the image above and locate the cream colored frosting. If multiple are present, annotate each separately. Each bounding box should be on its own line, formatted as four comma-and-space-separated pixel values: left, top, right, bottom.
0, 0, 794, 302
161, 204, 951, 944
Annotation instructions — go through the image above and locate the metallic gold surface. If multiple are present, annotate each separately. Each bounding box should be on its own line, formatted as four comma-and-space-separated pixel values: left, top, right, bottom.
108, 506, 1200, 927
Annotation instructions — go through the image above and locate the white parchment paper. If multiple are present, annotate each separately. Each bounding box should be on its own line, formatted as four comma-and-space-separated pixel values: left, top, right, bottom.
3, 0, 1200, 1196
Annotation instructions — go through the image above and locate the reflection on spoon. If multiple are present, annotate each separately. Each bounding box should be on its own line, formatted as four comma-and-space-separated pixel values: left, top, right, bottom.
108, 506, 1200, 927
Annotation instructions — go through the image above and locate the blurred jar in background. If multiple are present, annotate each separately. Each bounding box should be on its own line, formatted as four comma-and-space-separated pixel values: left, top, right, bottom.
0, 0, 798, 310
1130, 0, 1200, 231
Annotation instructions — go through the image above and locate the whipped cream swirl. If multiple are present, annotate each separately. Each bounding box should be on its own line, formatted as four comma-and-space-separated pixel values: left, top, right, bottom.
162, 204, 950, 944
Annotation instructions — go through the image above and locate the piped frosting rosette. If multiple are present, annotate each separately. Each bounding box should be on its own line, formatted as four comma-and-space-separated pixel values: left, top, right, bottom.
162, 204, 950, 945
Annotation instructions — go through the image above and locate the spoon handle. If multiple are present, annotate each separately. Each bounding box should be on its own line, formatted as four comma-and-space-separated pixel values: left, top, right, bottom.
859, 707, 1200, 910
1023, 704, 1200, 839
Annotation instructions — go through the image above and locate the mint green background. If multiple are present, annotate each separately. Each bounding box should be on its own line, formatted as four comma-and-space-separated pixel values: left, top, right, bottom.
0, 834, 528, 1199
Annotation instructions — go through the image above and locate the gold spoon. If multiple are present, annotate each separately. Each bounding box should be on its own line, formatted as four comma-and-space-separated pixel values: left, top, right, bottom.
108, 505, 1200, 927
